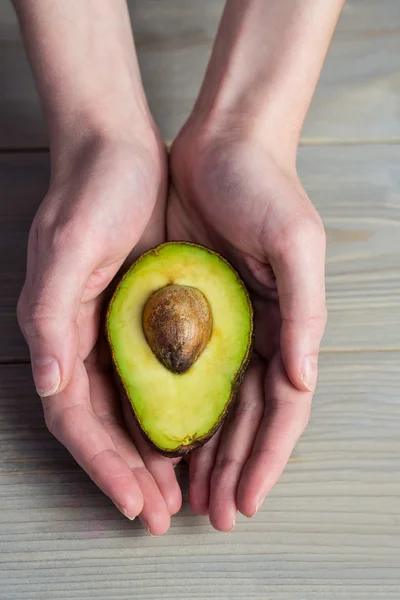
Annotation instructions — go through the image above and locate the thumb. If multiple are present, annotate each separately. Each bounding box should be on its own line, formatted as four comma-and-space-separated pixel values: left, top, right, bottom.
18, 231, 96, 397
270, 215, 327, 392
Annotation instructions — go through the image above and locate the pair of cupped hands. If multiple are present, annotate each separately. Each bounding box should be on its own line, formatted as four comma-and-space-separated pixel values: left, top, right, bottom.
17, 117, 327, 535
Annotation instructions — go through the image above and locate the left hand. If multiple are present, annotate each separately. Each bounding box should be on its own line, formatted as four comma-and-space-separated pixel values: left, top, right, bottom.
167, 125, 327, 531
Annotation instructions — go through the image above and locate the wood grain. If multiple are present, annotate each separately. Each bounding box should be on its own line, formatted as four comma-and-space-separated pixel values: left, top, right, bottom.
1, 146, 399, 362
0, 354, 399, 599
0, 0, 399, 148
0, 153, 49, 362
1, 2, 400, 597
298, 145, 400, 352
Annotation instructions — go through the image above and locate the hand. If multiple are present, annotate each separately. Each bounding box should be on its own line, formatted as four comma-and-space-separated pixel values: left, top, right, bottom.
17, 132, 182, 535
167, 125, 327, 531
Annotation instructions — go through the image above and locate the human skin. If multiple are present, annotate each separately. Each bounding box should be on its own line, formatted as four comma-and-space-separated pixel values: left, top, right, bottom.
14, 0, 345, 535
14, 0, 181, 536
168, 0, 345, 531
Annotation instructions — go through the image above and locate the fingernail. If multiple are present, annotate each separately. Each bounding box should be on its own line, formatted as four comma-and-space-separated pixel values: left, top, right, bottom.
229, 518, 236, 532
245, 498, 264, 518
141, 518, 155, 536
115, 503, 135, 520
33, 358, 60, 397
300, 356, 318, 392
245, 504, 258, 518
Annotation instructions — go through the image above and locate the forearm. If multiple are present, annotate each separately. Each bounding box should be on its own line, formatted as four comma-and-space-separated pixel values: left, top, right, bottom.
191, 0, 345, 165
13, 0, 153, 153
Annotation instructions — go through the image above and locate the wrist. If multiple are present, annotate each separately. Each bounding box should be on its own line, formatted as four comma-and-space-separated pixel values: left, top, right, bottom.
49, 116, 166, 188
47, 96, 158, 158
182, 0, 345, 171
186, 45, 303, 168
179, 106, 298, 177
15, 0, 159, 156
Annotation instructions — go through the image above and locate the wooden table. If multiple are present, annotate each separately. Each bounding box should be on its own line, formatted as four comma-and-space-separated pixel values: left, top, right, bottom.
1, 2, 399, 598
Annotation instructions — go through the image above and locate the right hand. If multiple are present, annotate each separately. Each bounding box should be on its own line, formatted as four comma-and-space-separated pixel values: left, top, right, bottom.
17, 131, 182, 535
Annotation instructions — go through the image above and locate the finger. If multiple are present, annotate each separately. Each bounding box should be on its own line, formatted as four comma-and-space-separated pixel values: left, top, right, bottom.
269, 212, 327, 392
102, 426, 172, 536
188, 427, 222, 516
88, 362, 171, 536
42, 358, 144, 520
122, 399, 182, 516
237, 354, 312, 518
17, 221, 97, 398
209, 359, 264, 532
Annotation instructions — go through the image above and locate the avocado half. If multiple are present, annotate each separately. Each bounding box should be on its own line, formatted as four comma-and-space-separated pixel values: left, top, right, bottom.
106, 242, 253, 457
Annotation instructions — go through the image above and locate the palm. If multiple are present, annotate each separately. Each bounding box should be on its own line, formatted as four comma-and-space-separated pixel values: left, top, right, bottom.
167, 134, 321, 530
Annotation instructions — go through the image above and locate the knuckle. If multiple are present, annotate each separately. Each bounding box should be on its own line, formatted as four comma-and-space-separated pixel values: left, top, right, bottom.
308, 311, 328, 330
289, 399, 312, 430
277, 211, 326, 259
47, 221, 78, 254
292, 213, 326, 249
213, 455, 241, 475
230, 393, 260, 423
252, 446, 281, 470
22, 303, 58, 340
33, 211, 55, 243
282, 308, 327, 330
37, 216, 99, 267
308, 307, 328, 337
44, 403, 81, 440
34, 207, 80, 254
271, 400, 311, 444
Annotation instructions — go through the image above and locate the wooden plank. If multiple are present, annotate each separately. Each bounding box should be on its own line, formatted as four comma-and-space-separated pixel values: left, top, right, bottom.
302, 0, 400, 143
298, 145, 400, 351
0, 153, 49, 362
0, 0, 399, 148
0, 145, 399, 362
0, 2, 47, 148
0, 354, 399, 598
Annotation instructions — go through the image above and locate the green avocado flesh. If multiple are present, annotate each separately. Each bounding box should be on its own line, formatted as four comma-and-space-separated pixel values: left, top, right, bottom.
106, 242, 253, 456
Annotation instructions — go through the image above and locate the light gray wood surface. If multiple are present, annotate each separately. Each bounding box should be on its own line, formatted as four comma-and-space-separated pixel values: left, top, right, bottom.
1, 354, 399, 599
0, 0, 400, 147
1, 1, 400, 598
300, 145, 400, 352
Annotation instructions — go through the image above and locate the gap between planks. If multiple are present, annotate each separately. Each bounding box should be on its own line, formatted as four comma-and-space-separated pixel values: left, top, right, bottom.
2, 139, 400, 155
1, 346, 400, 368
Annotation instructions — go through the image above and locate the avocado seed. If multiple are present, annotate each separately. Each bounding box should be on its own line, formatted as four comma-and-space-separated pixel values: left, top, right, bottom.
143, 285, 213, 374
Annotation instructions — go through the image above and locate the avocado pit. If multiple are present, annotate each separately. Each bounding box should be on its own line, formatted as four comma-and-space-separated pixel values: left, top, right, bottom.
143, 284, 213, 374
